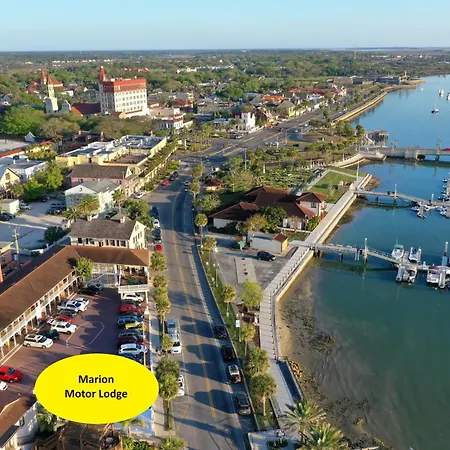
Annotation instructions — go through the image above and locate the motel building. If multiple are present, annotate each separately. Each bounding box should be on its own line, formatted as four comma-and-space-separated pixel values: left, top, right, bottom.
0, 245, 150, 359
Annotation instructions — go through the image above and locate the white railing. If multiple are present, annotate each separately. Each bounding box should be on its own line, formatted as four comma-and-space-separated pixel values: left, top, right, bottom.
118, 284, 150, 293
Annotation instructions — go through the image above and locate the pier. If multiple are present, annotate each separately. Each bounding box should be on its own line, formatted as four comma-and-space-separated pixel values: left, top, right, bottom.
358, 144, 450, 161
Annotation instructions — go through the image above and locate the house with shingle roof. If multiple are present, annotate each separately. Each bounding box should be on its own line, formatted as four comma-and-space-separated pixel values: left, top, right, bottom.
276, 99, 296, 117
210, 186, 327, 230
70, 215, 146, 249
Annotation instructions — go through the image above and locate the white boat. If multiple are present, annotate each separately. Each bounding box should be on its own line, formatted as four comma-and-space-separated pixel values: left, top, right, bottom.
406, 267, 417, 283
447, 93, 450, 100
443, 179, 448, 183
408, 247, 421, 263
432, 105, 439, 114
391, 244, 405, 260
417, 212, 426, 219
423, 204, 432, 211
411, 205, 420, 212
441, 209, 448, 217
427, 267, 440, 284
294, 129, 299, 133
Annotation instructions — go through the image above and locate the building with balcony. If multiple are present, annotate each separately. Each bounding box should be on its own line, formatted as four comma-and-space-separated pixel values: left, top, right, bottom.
0, 392, 38, 450
0, 245, 150, 359
69, 214, 147, 250
0, 167, 20, 198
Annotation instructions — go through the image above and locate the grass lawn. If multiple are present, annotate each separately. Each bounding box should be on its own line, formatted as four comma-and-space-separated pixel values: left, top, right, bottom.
331, 167, 367, 177
311, 171, 356, 202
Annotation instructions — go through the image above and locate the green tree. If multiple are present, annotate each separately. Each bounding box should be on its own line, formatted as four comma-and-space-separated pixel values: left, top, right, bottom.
356, 124, 365, 137
226, 156, 243, 172
159, 436, 187, 450
161, 333, 174, 356
240, 214, 267, 233
153, 275, 168, 289
124, 199, 150, 219
222, 284, 236, 316
157, 373, 179, 430
250, 373, 277, 416
119, 416, 146, 437
36, 161, 65, 192
224, 170, 254, 192
151, 252, 167, 272
155, 357, 180, 380
306, 215, 320, 232
240, 322, 255, 355
77, 195, 100, 217
199, 193, 220, 214
244, 347, 269, 377
283, 400, 326, 443
189, 180, 201, 198
63, 207, 80, 224
44, 226, 67, 244
10, 182, 24, 199
41, 117, 80, 138
155, 295, 171, 328
192, 162, 205, 179
306, 423, 347, 450
240, 280, 263, 310
260, 206, 287, 231
112, 188, 125, 213
36, 405, 57, 433
22, 178, 46, 202
75, 257, 94, 281
194, 213, 208, 245
203, 235, 217, 252
0, 106, 45, 135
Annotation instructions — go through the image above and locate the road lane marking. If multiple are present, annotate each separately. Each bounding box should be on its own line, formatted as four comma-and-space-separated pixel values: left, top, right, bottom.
171, 189, 216, 419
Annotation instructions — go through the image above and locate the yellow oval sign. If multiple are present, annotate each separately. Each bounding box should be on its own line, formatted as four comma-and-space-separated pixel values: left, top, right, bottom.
34, 353, 159, 424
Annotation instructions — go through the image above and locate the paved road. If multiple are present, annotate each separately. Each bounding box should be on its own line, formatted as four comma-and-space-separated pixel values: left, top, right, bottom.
146, 170, 253, 450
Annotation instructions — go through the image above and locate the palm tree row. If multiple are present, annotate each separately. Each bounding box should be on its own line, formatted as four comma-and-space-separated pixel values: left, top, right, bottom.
283, 399, 347, 449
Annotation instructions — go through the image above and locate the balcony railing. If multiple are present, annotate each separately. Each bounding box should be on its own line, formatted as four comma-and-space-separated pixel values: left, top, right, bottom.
118, 284, 150, 293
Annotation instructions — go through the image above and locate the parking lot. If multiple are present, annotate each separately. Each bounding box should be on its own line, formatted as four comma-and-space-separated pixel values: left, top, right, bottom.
0, 198, 66, 250
3, 288, 122, 396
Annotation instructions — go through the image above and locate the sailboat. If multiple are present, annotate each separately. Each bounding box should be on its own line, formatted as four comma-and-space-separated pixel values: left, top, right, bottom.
432, 104, 439, 114
439, 89, 444, 96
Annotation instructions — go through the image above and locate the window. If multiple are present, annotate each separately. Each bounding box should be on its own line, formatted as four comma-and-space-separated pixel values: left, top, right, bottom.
77, 238, 82, 244
310, 202, 316, 208
19, 417, 25, 427
120, 240, 126, 247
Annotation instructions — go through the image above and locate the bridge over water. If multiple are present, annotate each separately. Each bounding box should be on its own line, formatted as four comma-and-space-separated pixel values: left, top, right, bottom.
359, 145, 450, 160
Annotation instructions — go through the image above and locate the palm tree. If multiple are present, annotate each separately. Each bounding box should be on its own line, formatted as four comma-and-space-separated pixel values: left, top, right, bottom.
240, 322, 255, 355
305, 423, 347, 450
194, 213, 208, 246
161, 333, 174, 356
250, 373, 277, 416
158, 373, 179, 431
63, 207, 80, 224
112, 188, 125, 213
153, 274, 168, 289
244, 347, 269, 377
159, 436, 187, 450
37, 405, 57, 433
155, 296, 171, 331
283, 400, 326, 443
155, 357, 180, 380
119, 416, 146, 436
222, 284, 236, 316
78, 195, 100, 218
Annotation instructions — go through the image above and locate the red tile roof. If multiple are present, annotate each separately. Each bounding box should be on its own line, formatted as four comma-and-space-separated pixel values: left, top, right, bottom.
71, 103, 101, 116
297, 192, 328, 203
210, 202, 259, 221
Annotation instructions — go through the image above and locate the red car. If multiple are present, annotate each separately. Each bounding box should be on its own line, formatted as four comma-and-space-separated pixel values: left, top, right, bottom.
161, 179, 169, 186
116, 335, 144, 348
119, 304, 143, 314
0, 366, 22, 383
54, 315, 73, 323
155, 244, 163, 252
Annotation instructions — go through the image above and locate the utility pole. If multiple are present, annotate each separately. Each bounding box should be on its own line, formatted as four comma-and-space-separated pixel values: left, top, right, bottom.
244, 146, 247, 170
13, 227, 20, 267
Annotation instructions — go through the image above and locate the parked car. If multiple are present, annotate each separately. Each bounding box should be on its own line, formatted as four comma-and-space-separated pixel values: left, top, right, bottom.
116, 335, 144, 348
38, 329, 60, 341
55, 308, 77, 318
119, 310, 143, 318
0, 366, 22, 383
0, 381, 8, 390
23, 334, 54, 349
0, 214, 11, 222
51, 322, 77, 335
39, 196, 50, 202
213, 324, 228, 339
50, 315, 73, 324
122, 322, 145, 331
122, 293, 145, 302
177, 375, 185, 396
72, 296, 90, 307
184, 181, 190, 186
154, 244, 163, 252
165, 319, 177, 336
169, 174, 175, 181
173, 171, 179, 178
57, 300, 87, 313
134, 192, 145, 199
118, 343, 148, 356
256, 251, 276, 262
161, 179, 169, 186
170, 334, 182, 354
119, 304, 143, 314
117, 317, 144, 328
79, 285, 103, 295
120, 353, 144, 364
150, 207, 159, 218
119, 328, 144, 337
234, 393, 252, 415
2, 212, 15, 220
153, 219, 160, 228
153, 235, 162, 244
221, 345, 236, 361
19, 203, 30, 210
227, 364, 242, 383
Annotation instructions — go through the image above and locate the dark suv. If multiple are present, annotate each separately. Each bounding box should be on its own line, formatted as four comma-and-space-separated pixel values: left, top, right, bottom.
221, 344, 236, 361
256, 251, 276, 261
234, 393, 251, 415
214, 325, 228, 339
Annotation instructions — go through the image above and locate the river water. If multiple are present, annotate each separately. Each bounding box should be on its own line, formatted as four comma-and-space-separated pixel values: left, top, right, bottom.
281, 76, 450, 450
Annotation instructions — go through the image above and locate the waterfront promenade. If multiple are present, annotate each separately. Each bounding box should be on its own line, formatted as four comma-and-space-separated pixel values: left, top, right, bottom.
259, 173, 372, 416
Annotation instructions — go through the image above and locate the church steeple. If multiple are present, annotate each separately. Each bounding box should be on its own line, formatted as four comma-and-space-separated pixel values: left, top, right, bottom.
99, 66, 107, 82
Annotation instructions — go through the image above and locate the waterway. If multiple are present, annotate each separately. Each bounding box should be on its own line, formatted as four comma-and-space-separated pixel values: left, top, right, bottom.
280, 77, 450, 450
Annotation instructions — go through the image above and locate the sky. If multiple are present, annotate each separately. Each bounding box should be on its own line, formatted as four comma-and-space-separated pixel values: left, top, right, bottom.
1, 0, 450, 51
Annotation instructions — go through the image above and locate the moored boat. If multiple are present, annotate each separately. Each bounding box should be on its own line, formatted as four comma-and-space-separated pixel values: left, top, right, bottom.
426, 267, 440, 284
408, 247, 421, 263
391, 244, 405, 260
407, 267, 417, 283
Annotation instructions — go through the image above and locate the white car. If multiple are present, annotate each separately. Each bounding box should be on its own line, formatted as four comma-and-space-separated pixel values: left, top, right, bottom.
51, 322, 77, 334
0, 381, 7, 391
122, 293, 145, 302
73, 296, 90, 307
170, 334, 182, 354
184, 181, 190, 186
20, 203, 31, 210
177, 375, 185, 396
57, 300, 87, 313
165, 319, 177, 336
153, 219, 160, 228
23, 334, 54, 349
118, 343, 147, 356
134, 192, 145, 199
